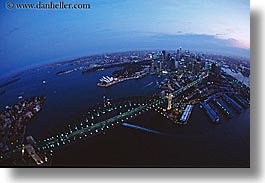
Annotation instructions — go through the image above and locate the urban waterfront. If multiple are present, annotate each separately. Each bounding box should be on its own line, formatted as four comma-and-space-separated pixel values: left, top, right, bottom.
0, 50, 250, 167
0, 0, 251, 170
52, 107, 250, 167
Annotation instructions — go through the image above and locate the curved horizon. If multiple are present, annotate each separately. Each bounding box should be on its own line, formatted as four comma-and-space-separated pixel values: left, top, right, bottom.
0, 47, 250, 80
0, 0, 250, 78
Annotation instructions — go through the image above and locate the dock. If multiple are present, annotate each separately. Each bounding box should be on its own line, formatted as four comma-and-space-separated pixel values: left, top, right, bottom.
222, 94, 242, 113
232, 95, 249, 108
179, 104, 193, 124
212, 97, 233, 118
200, 102, 220, 123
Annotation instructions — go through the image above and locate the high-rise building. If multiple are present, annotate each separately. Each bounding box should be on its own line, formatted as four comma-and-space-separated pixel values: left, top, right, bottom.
176, 49, 180, 60
151, 61, 155, 73
187, 62, 193, 72
159, 61, 163, 71
148, 53, 152, 59
176, 47, 182, 60
152, 52, 158, 59
194, 61, 201, 74
175, 60, 179, 70
166, 93, 174, 110
154, 60, 158, 72
167, 53, 171, 61
169, 57, 176, 71
204, 61, 210, 71
162, 50, 166, 62
210, 62, 221, 76
216, 63, 222, 75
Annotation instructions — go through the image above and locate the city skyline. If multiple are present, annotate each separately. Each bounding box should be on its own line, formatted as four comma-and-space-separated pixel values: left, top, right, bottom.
0, 49, 250, 167
0, 0, 250, 77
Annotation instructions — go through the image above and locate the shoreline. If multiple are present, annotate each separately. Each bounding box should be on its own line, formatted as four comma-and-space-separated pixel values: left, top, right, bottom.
0, 96, 45, 155
97, 73, 147, 87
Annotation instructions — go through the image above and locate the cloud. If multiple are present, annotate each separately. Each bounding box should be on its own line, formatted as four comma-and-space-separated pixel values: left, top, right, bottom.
8, 27, 20, 35
215, 33, 227, 36
146, 33, 250, 57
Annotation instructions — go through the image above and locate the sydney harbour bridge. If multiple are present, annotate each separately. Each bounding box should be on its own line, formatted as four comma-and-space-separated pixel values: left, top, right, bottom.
1, 75, 207, 165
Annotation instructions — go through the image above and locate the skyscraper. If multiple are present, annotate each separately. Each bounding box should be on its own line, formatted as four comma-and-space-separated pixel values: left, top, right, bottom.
159, 61, 163, 71
187, 62, 193, 73
166, 93, 173, 110
204, 61, 210, 71
177, 47, 182, 60
162, 50, 166, 62
194, 61, 201, 74
176, 49, 180, 60
175, 60, 179, 70
169, 57, 176, 71
210, 62, 221, 76
151, 61, 155, 73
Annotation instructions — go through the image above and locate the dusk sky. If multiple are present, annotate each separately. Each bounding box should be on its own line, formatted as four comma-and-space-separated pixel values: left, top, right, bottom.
0, 0, 250, 78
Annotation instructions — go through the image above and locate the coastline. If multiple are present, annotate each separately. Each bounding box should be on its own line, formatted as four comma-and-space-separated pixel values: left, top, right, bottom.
0, 96, 45, 156
97, 73, 148, 87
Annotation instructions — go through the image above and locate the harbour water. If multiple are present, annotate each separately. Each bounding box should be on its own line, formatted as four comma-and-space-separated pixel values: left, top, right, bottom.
0, 64, 250, 167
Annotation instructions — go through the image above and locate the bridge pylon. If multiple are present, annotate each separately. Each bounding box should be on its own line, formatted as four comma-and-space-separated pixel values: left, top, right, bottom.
165, 93, 174, 111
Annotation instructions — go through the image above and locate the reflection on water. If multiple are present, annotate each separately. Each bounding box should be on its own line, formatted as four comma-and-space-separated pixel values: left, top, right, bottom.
0, 65, 250, 167
122, 122, 162, 135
